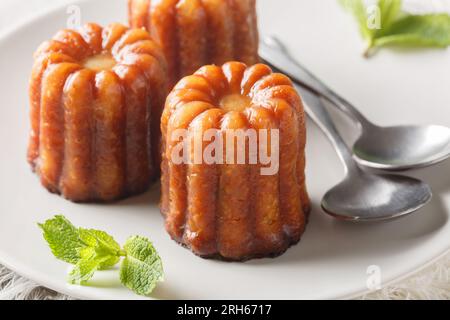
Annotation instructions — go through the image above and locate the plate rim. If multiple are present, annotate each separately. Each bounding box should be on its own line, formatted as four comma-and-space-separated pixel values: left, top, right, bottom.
0, 0, 448, 300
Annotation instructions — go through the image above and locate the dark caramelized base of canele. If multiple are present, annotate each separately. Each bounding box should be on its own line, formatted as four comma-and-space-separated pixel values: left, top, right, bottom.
30, 163, 158, 203
167, 209, 311, 262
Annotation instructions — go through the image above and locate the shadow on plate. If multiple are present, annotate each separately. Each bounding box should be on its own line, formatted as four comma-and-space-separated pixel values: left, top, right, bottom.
86, 280, 181, 300
84, 268, 122, 289
118, 183, 161, 207
246, 162, 449, 266
151, 282, 181, 300
413, 158, 450, 195
79, 182, 162, 209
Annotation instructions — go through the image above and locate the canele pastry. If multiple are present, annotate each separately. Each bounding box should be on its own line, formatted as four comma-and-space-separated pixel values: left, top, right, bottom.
128, 0, 259, 85
161, 62, 311, 261
28, 23, 168, 202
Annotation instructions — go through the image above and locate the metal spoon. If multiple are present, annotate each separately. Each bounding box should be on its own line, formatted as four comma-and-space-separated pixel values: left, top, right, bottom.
292, 83, 432, 221
259, 36, 450, 171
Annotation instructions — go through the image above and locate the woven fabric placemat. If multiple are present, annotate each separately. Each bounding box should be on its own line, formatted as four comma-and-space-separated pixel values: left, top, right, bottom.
1, 253, 449, 300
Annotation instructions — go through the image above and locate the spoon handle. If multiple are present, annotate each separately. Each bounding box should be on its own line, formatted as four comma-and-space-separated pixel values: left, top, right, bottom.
259, 37, 370, 127
293, 83, 358, 173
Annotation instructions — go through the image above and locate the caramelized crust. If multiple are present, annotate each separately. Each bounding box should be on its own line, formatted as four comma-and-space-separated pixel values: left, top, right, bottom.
129, 0, 260, 86
60, 69, 95, 200
161, 62, 311, 261
217, 111, 253, 259
28, 23, 168, 202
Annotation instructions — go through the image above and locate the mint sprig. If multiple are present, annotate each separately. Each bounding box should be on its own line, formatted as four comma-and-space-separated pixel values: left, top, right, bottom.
340, 0, 450, 57
38, 215, 163, 296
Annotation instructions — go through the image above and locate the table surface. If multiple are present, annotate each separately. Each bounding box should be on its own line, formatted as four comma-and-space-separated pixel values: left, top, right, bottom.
0, 0, 448, 300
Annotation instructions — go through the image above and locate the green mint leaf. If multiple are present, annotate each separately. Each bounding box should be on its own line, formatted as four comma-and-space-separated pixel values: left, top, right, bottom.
68, 256, 108, 285
342, 0, 450, 56
68, 234, 121, 285
377, 0, 403, 33
120, 236, 164, 296
340, 0, 373, 40
374, 14, 450, 48
79, 246, 96, 260
79, 229, 122, 269
38, 215, 83, 264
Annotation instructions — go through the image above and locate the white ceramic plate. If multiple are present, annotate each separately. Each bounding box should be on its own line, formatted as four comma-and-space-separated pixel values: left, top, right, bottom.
0, 0, 449, 300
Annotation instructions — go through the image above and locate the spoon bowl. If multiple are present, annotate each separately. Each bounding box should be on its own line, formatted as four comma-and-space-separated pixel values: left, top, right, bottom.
322, 170, 432, 222
354, 125, 450, 171
260, 36, 450, 171
295, 83, 433, 222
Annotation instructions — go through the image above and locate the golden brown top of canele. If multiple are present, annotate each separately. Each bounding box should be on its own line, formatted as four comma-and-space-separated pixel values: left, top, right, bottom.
82, 53, 117, 72
162, 61, 306, 137
32, 22, 167, 77
219, 94, 252, 113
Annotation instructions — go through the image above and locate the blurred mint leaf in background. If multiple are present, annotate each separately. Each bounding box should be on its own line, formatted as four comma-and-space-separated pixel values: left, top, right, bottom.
375, 14, 450, 47
377, 0, 403, 32
340, 0, 450, 57
340, 0, 374, 40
